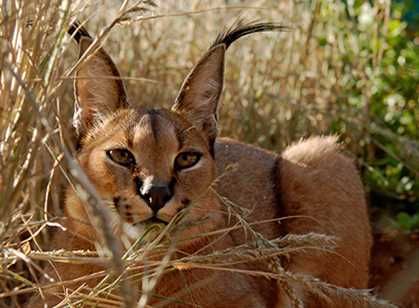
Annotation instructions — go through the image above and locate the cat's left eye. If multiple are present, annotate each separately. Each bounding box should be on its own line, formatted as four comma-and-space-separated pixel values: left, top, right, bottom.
175, 152, 202, 170
106, 148, 136, 167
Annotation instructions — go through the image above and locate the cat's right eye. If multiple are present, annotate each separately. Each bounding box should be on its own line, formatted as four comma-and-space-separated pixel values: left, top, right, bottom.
106, 148, 136, 167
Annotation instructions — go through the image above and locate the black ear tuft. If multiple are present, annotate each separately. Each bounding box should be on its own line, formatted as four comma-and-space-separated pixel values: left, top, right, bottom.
211, 19, 289, 49
68, 21, 92, 43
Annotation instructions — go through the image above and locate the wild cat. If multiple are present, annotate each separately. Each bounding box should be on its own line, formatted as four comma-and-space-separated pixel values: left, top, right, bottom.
28, 21, 372, 307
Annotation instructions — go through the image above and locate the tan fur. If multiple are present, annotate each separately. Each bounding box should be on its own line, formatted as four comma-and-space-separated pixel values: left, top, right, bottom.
28, 22, 372, 307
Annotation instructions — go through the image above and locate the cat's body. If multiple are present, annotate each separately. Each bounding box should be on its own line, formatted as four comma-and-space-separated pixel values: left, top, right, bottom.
28, 21, 372, 307
152, 136, 371, 307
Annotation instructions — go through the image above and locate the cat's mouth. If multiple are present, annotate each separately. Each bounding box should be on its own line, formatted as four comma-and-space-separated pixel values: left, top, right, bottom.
134, 216, 168, 226
148, 217, 168, 225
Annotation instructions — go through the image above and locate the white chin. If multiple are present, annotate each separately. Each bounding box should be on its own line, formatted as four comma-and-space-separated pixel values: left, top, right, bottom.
124, 219, 166, 242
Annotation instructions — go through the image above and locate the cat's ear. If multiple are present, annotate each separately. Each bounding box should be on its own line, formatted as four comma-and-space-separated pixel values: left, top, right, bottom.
171, 45, 225, 146
68, 23, 128, 137
172, 20, 287, 149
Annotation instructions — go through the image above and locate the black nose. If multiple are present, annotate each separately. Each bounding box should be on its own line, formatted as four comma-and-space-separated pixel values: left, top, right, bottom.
137, 179, 172, 213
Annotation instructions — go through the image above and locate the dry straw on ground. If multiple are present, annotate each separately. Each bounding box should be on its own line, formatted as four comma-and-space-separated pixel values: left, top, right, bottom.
0, 0, 401, 307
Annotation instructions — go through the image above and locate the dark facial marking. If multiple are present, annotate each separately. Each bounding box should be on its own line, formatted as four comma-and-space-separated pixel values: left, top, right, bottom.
136, 109, 162, 144
125, 118, 136, 149
147, 109, 161, 142
125, 110, 144, 148
134, 177, 143, 195
181, 198, 191, 206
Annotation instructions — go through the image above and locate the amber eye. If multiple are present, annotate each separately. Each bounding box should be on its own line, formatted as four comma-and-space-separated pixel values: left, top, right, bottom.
175, 152, 202, 170
106, 149, 136, 167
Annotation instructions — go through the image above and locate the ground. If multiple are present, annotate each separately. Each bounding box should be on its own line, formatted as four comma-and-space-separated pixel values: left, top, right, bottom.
370, 218, 419, 307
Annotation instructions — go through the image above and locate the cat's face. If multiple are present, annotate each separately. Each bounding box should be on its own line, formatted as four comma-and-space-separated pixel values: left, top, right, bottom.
65, 33, 226, 240
77, 107, 216, 227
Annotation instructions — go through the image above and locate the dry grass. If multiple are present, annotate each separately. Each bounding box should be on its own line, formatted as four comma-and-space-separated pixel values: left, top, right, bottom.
0, 0, 404, 307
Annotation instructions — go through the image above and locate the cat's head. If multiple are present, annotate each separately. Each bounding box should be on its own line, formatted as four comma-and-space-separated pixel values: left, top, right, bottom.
65, 21, 285, 241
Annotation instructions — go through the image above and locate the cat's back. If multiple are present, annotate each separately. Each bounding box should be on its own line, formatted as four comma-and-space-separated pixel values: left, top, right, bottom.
214, 136, 372, 292
214, 137, 282, 240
